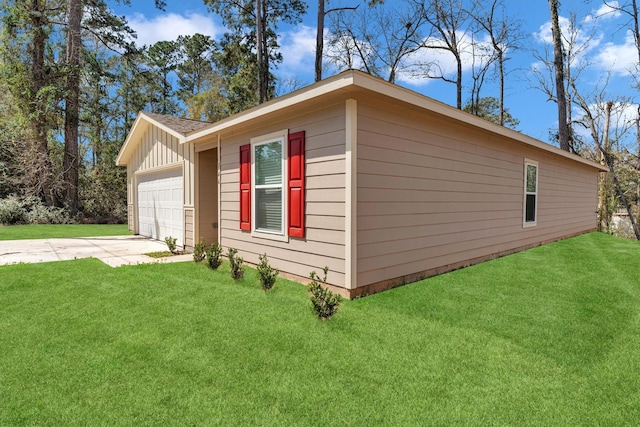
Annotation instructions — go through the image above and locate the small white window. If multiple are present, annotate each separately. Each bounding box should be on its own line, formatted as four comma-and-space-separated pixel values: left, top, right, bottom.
251, 130, 287, 238
523, 159, 538, 227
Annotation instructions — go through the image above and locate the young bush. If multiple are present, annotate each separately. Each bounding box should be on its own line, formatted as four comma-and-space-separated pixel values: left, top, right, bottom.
227, 247, 244, 280
164, 236, 178, 254
308, 267, 341, 319
257, 253, 279, 291
24, 196, 72, 224
206, 243, 223, 269
193, 237, 206, 262
0, 196, 28, 225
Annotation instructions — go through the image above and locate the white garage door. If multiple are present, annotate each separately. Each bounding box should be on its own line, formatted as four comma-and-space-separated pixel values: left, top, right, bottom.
137, 168, 184, 246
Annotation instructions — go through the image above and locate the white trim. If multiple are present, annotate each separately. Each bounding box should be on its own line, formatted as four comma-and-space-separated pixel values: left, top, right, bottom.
523, 159, 538, 228
217, 134, 222, 245
345, 99, 358, 289
250, 129, 289, 242
133, 162, 183, 176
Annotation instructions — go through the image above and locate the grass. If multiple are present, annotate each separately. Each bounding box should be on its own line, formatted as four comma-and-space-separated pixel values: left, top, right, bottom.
0, 224, 130, 240
1, 232, 639, 425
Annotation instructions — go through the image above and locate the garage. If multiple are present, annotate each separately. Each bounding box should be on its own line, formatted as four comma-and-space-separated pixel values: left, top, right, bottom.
136, 167, 184, 246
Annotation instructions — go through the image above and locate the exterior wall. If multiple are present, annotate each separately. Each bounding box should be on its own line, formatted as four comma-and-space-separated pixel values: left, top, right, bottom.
219, 102, 348, 286
126, 125, 194, 248
197, 148, 218, 245
355, 98, 599, 292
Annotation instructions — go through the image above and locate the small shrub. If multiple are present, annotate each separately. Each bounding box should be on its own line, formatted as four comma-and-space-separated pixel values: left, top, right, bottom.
257, 253, 279, 291
0, 195, 72, 225
164, 236, 178, 254
0, 196, 28, 225
206, 243, 223, 269
227, 247, 244, 280
308, 267, 341, 319
193, 237, 206, 262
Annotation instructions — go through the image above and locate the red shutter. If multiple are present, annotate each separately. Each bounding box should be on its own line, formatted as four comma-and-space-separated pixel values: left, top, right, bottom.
239, 144, 251, 231
287, 131, 305, 238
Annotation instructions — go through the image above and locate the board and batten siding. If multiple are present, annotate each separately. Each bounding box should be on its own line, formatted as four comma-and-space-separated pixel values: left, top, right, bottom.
218, 103, 348, 286
355, 100, 598, 289
126, 125, 196, 247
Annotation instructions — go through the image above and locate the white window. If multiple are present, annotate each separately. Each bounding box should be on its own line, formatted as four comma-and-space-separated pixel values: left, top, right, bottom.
251, 130, 287, 238
524, 159, 538, 227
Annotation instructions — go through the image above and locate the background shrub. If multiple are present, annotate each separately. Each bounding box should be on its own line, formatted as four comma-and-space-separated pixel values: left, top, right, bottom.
0, 196, 28, 225
0, 195, 72, 225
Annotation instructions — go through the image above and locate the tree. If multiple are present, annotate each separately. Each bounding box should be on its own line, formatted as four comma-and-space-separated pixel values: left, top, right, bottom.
548, 0, 570, 151
327, 0, 428, 83
421, 0, 475, 109
463, 97, 520, 129
315, 1, 361, 82
204, 0, 307, 104
146, 40, 181, 115
471, 0, 523, 126
0, 0, 61, 205
63, 0, 82, 213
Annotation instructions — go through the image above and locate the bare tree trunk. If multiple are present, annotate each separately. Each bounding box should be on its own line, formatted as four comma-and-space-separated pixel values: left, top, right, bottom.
548, 0, 570, 151
598, 102, 613, 232
316, 0, 324, 82
256, 0, 267, 103
63, 0, 82, 214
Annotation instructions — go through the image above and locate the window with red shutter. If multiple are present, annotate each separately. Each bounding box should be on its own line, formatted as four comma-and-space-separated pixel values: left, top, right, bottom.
287, 131, 305, 238
239, 144, 251, 230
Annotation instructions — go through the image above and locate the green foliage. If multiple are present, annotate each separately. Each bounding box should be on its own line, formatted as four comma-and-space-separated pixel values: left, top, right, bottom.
308, 267, 341, 319
0, 196, 72, 225
463, 97, 520, 129
193, 237, 206, 262
164, 236, 178, 254
0, 196, 28, 225
257, 253, 279, 291
206, 243, 223, 269
226, 247, 244, 279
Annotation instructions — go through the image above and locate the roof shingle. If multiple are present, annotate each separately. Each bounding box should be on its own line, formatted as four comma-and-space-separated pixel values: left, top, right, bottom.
144, 112, 211, 135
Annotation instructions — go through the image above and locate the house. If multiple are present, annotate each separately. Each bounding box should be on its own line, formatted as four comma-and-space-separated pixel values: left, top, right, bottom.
116, 70, 607, 298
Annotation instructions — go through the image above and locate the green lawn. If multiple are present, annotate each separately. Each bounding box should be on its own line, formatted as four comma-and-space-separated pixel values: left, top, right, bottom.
1, 232, 639, 425
0, 224, 130, 240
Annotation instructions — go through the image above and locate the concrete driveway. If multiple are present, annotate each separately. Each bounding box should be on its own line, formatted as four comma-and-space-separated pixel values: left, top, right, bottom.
0, 235, 191, 267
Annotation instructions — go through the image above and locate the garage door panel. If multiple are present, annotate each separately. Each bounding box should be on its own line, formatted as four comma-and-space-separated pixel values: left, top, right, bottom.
136, 168, 184, 246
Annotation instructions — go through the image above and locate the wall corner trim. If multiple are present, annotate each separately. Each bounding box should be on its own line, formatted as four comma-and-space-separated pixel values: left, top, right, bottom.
345, 99, 358, 290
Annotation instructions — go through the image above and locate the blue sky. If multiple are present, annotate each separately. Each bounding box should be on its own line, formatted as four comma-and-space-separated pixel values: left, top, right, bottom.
110, 1, 638, 147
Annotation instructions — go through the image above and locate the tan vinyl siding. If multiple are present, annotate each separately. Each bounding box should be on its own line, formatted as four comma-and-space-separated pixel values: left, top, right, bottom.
127, 125, 193, 245
219, 103, 347, 286
184, 208, 195, 248
356, 100, 598, 288
197, 149, 218, 244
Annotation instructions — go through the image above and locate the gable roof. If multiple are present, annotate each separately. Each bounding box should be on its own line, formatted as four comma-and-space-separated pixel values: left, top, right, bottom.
117, 70, 607, 172
116, 112, 211, 166
182, 70, 606, 171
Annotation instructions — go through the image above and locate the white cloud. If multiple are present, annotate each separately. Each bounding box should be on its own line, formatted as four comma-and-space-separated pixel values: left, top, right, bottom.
278, 24, 316, 79
596, 30, 638, 75
584, 1, 621, 23
126, 12, 221, 47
